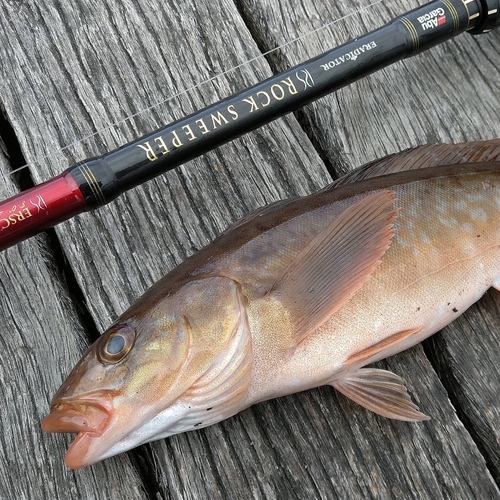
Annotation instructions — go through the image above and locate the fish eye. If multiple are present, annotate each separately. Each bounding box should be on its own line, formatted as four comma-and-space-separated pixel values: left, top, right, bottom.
98, 324, 135, 364
106, 335, 125, 354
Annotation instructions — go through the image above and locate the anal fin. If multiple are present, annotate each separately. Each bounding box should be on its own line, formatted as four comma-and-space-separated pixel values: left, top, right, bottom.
344, 327, 423, 367
331, 368, 429, 422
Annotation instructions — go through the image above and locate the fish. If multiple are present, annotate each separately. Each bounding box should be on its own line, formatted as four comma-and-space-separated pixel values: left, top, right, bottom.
42, 139, 500, 469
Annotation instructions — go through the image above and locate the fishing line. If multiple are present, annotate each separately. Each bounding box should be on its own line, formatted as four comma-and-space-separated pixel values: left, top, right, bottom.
2, 0, 494, 251
1, 0, 384, 181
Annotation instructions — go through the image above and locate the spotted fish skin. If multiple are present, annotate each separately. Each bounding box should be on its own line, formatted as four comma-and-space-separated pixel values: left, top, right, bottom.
42, 140, 500, 469
240, 166, 500, 405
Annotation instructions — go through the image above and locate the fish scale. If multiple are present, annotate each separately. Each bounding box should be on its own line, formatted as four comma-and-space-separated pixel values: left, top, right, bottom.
42, 140, 500, 468
260, 172, 500, 404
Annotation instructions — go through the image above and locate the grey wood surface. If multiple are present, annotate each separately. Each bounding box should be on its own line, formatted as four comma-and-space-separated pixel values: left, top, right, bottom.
0, 0, 498, 498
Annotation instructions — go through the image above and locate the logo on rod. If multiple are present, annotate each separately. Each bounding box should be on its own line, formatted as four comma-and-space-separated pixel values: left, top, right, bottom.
417, 8, 446, 31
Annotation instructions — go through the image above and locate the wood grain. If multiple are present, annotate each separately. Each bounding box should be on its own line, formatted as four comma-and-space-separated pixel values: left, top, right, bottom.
237, 0, 500, 167
425, 289, 500, 484
240, 0, 500, 493
0, 0, 498, 498
0, 144, 146, 498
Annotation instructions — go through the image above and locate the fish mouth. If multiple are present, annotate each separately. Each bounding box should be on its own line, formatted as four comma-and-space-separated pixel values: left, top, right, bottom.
42, 392, 114, 469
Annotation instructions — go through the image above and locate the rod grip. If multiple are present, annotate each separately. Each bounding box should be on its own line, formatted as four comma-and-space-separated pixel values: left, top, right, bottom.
0, 172, 87, 251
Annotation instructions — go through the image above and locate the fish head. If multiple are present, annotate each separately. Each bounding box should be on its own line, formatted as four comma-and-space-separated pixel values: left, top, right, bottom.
42, 275, 250, 468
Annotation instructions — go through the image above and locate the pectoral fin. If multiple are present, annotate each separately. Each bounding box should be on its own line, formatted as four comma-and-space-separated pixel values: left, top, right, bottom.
331, 368, 429, 422
268, 190, 397, 346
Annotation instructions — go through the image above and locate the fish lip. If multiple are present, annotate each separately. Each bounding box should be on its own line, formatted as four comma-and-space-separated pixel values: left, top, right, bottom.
42, 390, 117, 469
41, 401, 109, 434
64, 430, 102, 469
42, 390, 115, 433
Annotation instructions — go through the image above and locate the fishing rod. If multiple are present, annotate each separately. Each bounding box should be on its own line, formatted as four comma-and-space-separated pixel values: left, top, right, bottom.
0, 0, 499, 251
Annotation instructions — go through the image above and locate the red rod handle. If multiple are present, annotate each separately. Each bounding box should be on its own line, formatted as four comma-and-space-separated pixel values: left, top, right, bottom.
0, 172, 87, 250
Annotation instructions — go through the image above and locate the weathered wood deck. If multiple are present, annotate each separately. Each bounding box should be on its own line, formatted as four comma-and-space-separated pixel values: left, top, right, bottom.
0, 0, 499, 498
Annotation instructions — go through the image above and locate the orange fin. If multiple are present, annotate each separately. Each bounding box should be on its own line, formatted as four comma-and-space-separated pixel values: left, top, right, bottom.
332, 368, 430, 422
344, 327, 422, 367
268, 190, 397, 346
326, 139, 500, 190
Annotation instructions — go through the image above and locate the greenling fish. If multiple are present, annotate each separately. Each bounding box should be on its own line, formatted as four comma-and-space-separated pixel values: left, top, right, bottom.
42, 139, 500, 469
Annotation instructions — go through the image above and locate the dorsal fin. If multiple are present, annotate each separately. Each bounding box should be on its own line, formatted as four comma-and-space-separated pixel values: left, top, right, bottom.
324, 139, 500, 190
219, 198, 297, 236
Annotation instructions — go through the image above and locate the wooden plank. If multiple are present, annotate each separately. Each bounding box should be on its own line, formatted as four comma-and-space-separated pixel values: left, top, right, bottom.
0, 0, 329, 329
238, 0, 500, 168
141, 348, 499, 499
0, 0, 328, 498
0, 144, 146, 497
0, 0, 498, 499
238, 0, 500, 489
426, 289, 500, 484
